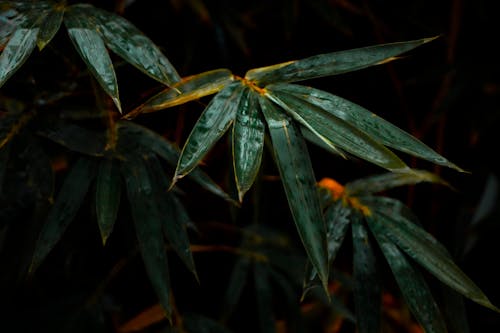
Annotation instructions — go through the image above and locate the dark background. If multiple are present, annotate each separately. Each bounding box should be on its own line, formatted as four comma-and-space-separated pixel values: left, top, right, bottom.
2, 0, 500, 332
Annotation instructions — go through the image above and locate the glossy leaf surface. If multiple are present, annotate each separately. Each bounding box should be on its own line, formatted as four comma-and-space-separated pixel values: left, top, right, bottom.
30, 157, 96, 272
259, 96, 328, 290
270, 83, 463, 171
96, 158, 121, 245
232, 88, 265, 201
37, 3, 64, 50
245, 37, 437, 85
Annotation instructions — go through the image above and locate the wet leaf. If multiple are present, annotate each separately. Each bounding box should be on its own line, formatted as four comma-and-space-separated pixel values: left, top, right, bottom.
368, 221, 448, 333
121, 154, 172, 321
267, 88, 409, 172
90, 5, 180, 85
299, 125, 345, 157
369, 207, 500, 312
253, 262, 276, 333
232, 88, 265, 201
30, 157, 96, 273
96, 158, 121, 245
270, 83, 463, 171
174, 82, 243, 180
64, 5, 121, 112
245, 36, 438, 85
345, 169, 448, 196
351, 215, 381, 333
37, 3, 64, 50
125, 69, 234, 118
259, 95, 328, 291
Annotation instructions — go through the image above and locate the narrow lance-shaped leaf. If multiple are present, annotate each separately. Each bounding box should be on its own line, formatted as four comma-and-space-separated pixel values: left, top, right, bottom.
245, 36, 438, 85
88, 4, 180, 85
259, 95, 329, 291
232, 88, 265, 202
121, 154, 172, 321
369, 207, 500, 313
351, 215, 381, 333
37, 3, 65, 50
64, 5, 121, 112
116, 121, 233, 203
367, 218, 448, 333
125, 69, 234, 119
145, 154, 198, 280
30, 157, 96, 273
96, 158, 121, 245
222, 257, 251, 320
254, 262, 276, 333
271, 83, 463, 171
267, 89, 409, 172
174, 82, 244, 180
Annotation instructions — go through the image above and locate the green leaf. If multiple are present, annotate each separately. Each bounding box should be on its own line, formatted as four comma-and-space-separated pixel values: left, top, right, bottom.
299, 125, 345, 157
121, 154, 172, 322
345, 169, 448, 196
270, 83, 463, 171
96, 158, 121, 245
232, 88, 265, 201
64, 5, 121, 112
38, 121, 106, 156
116, 120, 233, 202
0, 27, 39, 88
30, 157, 96, 273
89, 4, 181, 85
175, 82, 244, 180
259, 95, 329, 291
245, 36, 438, 85
351, 215, 381, 333
369, 206, 500, 312
125, 68, 234, 119
267, 88, 409, 172
368, 220, 448, 333
222, 257, 251, 320
253, 262, 276, 333
145, 154, 198, 280
37, 3, 64, 50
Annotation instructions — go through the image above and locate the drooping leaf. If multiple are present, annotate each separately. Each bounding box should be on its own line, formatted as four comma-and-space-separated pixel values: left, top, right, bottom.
368, 220, 448, 333
267, 88, 409, 172
37, 3, 65, 50
30, 157, 96, 273
174, 81, 244, 180
38, 121, 106, 156
125, 68, 234, 119
145, 154, 198, 280
259, 95, 328, 291
270, 83, 463, 171
89, 4, 181, 85
345, 169, 448, 196
121, 154, 172, 321
245, 36, 438, 85
232, 88, 265, 201
299, 125, 345, 157
369, 207, 500, 312
253, 262, 276, 333
96, 158, 121, 245
222, 257, 251, 320
351, 215, 381, 333
116, 120, 232, 202
0, 27, 39, 88
64, 5, 121, 112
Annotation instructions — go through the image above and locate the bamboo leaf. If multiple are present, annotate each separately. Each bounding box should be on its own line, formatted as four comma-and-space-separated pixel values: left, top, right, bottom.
116, 121, 233, 202
89, 4, 181, 85
259, 95, 328, 291
253, 262, 276, 333
351, 215, 381, 333
267, 89, 409, 172
30, 157, 96, 273
270, 83, 463, 171
232, 88, 265, 202
121, 154, 172, 322
367, 219, 448, 333
96, 158, 121, 245
174, 82, 243, 180
37, 3, 64, 50
222, 257, 251, 320
64, 5, 121, 112
369, 207, 500, 313
125, 69, 234, 119
0, 110, 33, 149
245, 36, 438, 85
